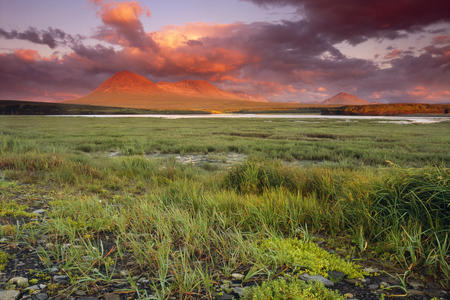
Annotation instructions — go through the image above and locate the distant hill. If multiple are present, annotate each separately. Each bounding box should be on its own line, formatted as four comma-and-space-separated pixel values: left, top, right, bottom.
0, 100, 184, 115
322, 103, 450, 116
65, 71, 271, 111
322, 92, 370, 105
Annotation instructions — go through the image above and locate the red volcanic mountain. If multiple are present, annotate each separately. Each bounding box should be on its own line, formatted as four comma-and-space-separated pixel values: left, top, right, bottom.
66, 71, 268, 111
92, 70, 160, 95
322, 92, 370, 105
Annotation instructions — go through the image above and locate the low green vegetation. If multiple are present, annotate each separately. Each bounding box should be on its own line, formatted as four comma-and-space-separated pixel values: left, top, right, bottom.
0, 250, 9, 271
0, 116, 448, 298
243, 279, 345, 300
257, 238, 364, 278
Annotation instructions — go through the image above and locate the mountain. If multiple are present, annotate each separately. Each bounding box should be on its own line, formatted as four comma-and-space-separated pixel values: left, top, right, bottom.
322, 92, 370, 105
92, 70, 160, 95
65, 71, 268, 111
157, 79, 235, 98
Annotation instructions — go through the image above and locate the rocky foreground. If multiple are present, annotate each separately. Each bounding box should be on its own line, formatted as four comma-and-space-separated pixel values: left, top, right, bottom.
1, 206, 447, 300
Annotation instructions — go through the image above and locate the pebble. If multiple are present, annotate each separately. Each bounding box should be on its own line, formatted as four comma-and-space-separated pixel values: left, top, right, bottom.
408, 280, 423, 290
231, 273, 244, 281
363, 267, 378, 273
25, 284, 40, 292
215, 295, 234, 300
49, 266, 58, 273
32, 293, 49, 300
344, 293, 353, 298
233, 287, 245, 297
299, 274, 334, 287
75, 290, 87, 296
424, 288, 447, 298
32, 209, 46, 215
53, 275, 68, 283
344, 278, 358, 284
0, 290, 21, 300
368, 283, 378, 290
103, 293, 121, 300
138, 277, 149, 283
9, 276, 29, 287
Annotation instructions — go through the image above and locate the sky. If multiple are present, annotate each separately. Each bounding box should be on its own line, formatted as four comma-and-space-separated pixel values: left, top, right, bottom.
0, 0, 449, 103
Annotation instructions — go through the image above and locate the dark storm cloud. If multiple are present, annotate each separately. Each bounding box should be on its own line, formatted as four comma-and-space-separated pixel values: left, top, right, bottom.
0, 27, 82, 49
245, 0, 450, 44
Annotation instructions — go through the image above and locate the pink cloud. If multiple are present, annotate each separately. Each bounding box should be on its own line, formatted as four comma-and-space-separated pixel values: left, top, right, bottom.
14, 49, 41, 61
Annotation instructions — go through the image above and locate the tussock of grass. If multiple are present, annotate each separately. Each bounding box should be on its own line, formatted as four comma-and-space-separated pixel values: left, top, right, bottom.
223, 161, 297, 193
243, 278, 345, 300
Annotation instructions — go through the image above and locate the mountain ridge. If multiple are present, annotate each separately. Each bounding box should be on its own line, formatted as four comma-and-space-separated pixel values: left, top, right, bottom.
322, 92, 370, 105
68, 71, 268, 109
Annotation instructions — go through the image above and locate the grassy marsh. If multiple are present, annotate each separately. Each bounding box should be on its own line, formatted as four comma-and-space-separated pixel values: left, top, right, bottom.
0, 116, 448, 298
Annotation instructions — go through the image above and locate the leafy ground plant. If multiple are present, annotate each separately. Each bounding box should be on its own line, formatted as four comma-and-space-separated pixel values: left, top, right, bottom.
243, 278, 345, 300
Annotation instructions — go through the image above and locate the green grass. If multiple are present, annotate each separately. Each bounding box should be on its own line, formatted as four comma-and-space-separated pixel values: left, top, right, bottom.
0, 116, 448, 297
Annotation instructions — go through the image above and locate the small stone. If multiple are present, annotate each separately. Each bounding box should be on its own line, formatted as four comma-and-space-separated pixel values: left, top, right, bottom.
363, 267, 378, 273
38, 284, 46, 289
49, 266, 58, 273
215, 295, 234, 300
368, 283, 378, 290
299, 274, 334, 287
76, 297, 99, 300
138, 277, 149, 283
75, 290, 87, 296
344, 293, 353, 298
32, 209, 46, 215
408, 281, 423, 290
53, 275, 68, 283
0, 290, 21, 300
344, 279, 358, 284
231, 273, 244, 281
424, 288, 446, 298
103, 293, 120, 300
25, 284, 40, 291
32, 293, 49, 300
119, 270, 127, 277
233, 287, 245, 296
9, 276, 29, 287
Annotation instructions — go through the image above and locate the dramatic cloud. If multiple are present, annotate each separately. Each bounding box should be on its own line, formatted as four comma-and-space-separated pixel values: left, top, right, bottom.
0, 0, 449, 102
0, 27, 80, 49
246, 0, 450, 44
90, 0, 157, 50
